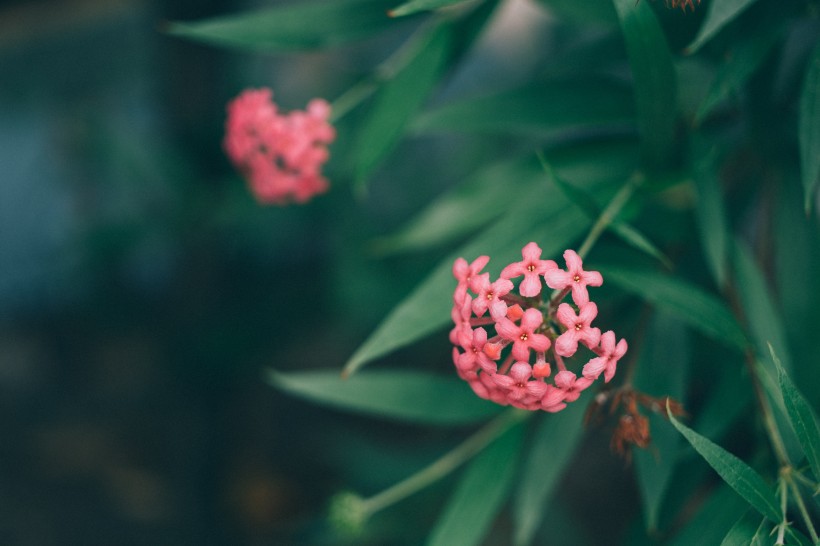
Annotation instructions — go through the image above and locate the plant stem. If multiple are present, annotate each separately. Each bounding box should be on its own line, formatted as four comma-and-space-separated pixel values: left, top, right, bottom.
360, 408, 528, 516
577, 172, 643, 260
786, 472, 820, 544
776, 477, 788, 545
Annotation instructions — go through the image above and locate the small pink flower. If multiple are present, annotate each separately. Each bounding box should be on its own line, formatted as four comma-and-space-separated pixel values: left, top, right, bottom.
453, 256, 490, 303
500, 242, 558, 297
223, 88, 335, 205
495, 308, 551, 361
540, 385, 567, 412
491, 362, 547, 402
470, 273, 513, 320
456, 327, 498, 373
554, 370, 592, 402
554, 302, 601, 357
544, 249, 603, 305
583, 330, 628, 383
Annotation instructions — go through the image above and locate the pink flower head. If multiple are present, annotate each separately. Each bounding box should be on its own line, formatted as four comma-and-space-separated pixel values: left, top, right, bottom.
491, 362, 547, 403
544, 249, 603, 305
583, 330, 628, 383
554, 370, 593, 402
500, 242, 558, 297
223, 88, 335, 205
554, 302, 601, 357
495, 308, 551, 361
470, 273, 513, 320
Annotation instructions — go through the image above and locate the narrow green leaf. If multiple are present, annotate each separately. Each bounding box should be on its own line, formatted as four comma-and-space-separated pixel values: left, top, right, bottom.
166, 0, 399, 53
668, 408, 781, 523
344, 191, 589, 375
694, 25, 783, 124
668, 484, 749, 546
720, 510, 765, 546
772, 346, 820, 482
799, 41, 820, 213
599, 266, 747, 350
266, 369, 502, 425
610, 222, 673, 269
390, 0, 470, 17
784, 527, 814, 546
535, 0, 617, 23
412, 78, 636, 138
692, 151, 729, 288
354, 22, 451, 188
612, 0, 677, 167
427, 421, 525, 546
513, 400, 587, 546
687, 0, 763, 54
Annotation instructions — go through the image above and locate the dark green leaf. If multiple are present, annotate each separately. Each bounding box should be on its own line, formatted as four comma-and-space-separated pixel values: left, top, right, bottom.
266, 369, 502, 425
513, 400, 587, 546
668, 408, 781, 523
687, 0, 763, 54
343, 190, 590, 375
668, 485, 750, 546
720, 510, 765, 546
784, 527, 814, 546
535, 0, 616, 23
412, 78, 636, 138
166, 0, 400, 53
773, 346, 820, 482
612, 0, 677, 167
692, 150, 729, 287
354, 22, 451, 188
390, 0, 472, 17
695, 24, 783, 124
610, 222, 673, 269
599, 266, 747, 350
427, 421, 525, 546
799, 41, 820, 213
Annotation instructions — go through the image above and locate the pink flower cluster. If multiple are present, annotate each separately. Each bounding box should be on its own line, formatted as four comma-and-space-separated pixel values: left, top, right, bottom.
223, 88, 335, 205
451, 243, 627, 412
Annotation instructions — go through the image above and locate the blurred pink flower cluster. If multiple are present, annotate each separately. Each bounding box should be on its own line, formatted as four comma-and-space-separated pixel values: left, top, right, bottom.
223, 88, 335, 205
451, 243, 627, 412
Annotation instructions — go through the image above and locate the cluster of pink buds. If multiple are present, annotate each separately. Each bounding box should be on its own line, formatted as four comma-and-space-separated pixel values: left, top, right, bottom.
450, 242, 627, 412
223, 88, 335, 205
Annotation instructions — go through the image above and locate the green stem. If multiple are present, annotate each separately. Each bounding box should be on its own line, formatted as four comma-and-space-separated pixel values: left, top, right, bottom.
360, 408, 528, 515
577, 172, 643, 259
776, 477, 788, 546
751, 358, 792, 468
786, 472, 820, 544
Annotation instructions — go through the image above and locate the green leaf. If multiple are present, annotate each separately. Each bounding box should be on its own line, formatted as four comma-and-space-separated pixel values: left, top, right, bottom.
427, 421, 525, 546
599, 266, 747, 350
720, 510, 765, 546
692, 150, 729, 288
668, 484, 750, 546
166, 0, 400, 53
694, 24, 783, 125
612, 0, 677, 167
513, 399, 587, 546
799, 41, 820, 213
266, 369, 502, 425
772, 346, 820, 482
370, 157, 543, 255
610, 222, 673, 269
390, 0, 471, 17
634, 312, 688, 531
668, 408, 781, 523
354, 22, 451, 189
535, 0, 617, 23
686, 0, 763, 54
343, 190, 590, 376
412, 78, 636, 138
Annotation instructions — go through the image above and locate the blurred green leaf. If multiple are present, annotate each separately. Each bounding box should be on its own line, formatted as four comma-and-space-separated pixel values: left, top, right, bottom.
344, 190, 589, 375
354, 22, 451, 189
799, 41, 820, 213
610, 223, 673, 269
668, 409, 781, 523
427, 420, 525, 546
694, 25, 783, 124
692, 151, 729, 287
668, 484, 749, 546
535, 0, 617, 23
166, 0, 400, 52
266, 369, 502, 424
773, 346, 820, 482
371, 158, 542, 255
612, 0, 677, 167
687, 0, 763, 54
785, 527, 814, 546
600, 266, 747, 350
513, 399, 587, 546
634, 312, 688, 531
390, 0, 472, 17
412, 78, 636, 138
720, 510, 765, 546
